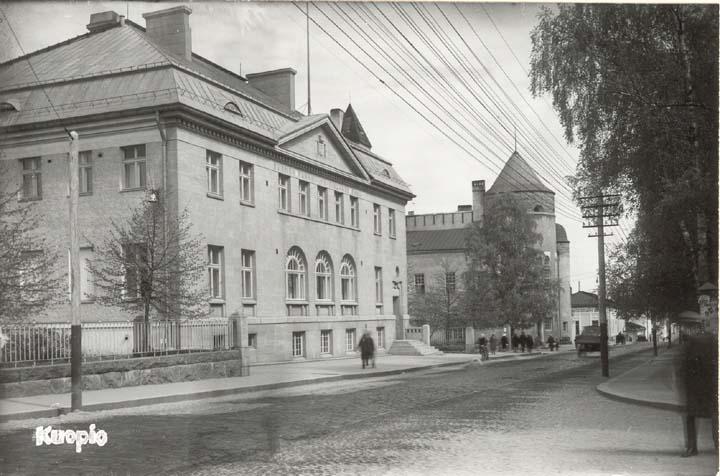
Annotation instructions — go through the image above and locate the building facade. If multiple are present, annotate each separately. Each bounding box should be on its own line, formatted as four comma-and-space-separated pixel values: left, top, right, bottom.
0, 6, 414, 363
406, 152, 572, 341
570, 291, 624, 343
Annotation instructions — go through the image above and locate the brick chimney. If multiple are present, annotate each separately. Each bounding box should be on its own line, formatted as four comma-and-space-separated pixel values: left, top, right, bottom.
87, 11, 123, 32
142, 6, 193, 61
472, 180, 485, 224
330, 108, 344, 129
246, 68, 297, 112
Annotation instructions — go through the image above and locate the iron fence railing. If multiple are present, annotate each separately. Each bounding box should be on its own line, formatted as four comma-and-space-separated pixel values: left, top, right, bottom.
0, 318, 235, 368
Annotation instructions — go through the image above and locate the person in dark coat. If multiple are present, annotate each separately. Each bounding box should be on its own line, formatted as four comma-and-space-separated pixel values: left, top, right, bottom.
526, 334, 534, 353
675, 331, 718, 456
489, 334, 498, 355
500, 333, 509, 351
519, 331, 527, 352
511, 333, 519, 352
357, 330, 375, 369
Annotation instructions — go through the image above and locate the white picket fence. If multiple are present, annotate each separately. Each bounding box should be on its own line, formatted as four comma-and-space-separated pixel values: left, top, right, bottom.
0, 318, 235, 367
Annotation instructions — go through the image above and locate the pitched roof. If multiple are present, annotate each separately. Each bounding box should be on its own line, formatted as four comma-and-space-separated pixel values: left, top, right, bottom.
407, 228, 470, 253
351, 144, 412, 195
487, 151, 553, 194
571, 291, 616, 308
341, 103, 372, 148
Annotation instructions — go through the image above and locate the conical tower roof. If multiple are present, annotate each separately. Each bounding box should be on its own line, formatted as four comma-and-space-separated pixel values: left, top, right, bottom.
487, 151, 553, 194
341, 103, 372, 148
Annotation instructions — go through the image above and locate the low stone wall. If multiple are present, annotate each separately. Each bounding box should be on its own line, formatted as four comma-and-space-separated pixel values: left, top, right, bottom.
0, 350, 243, 399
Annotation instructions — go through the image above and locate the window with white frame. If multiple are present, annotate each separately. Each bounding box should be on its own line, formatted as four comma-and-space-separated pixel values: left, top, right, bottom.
286, 247, 307, 300
414, 273, 425, 294
446, 272, 456, 294
206, 150, 222, 197
373, 204, 382, 235
292, 331, 305, 357
318, 186, 328, 220
20, 157, 41, 200
79, 151, 93, 195
241, 250, 255, 299
278, 174, 290, 211
121, 144, 146, 190
315, 252, 333, 301
335, 191, 344, 224
562, 322, 568, 332
299, 180, 309, 216
345, 328, 356, 352
320, 329, 332, 354
544, 318, 552, 331
350, 196, 359, 228
388, 209, 396, 238
239, 161, 253, 204
248, 333, 257, 348
375, 267, 383, 304
340, 255, 357, 302
208, 245, 224, 299
377, 327, 385, 349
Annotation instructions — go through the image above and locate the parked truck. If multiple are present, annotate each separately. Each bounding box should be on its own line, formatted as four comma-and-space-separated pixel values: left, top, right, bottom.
574, 325, 604, 354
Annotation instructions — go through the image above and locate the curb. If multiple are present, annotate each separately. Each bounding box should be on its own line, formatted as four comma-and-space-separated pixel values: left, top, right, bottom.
0, 359, 473, 423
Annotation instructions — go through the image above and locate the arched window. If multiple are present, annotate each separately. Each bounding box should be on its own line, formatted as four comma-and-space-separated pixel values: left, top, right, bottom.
315, 252, 333, 300
286, 247, 307, 300
340, 254, 356, 302
224, 101, 244, 117
381, 168, 391, 177
533, 205, 544, 212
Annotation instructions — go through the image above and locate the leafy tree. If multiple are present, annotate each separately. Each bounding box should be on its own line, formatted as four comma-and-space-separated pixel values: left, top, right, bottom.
464, 194, 558, 332
0, 182, 61, 325
530, 4, 718, 299
88, 200, 208, 325
407, 259, 463, 334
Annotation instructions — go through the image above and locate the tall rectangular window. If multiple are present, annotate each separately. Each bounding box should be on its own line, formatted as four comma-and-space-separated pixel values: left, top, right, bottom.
79, 151, 93, 195
20, 157, 41, 200
320, 329, 332, 354
335, 191, 344, 224
345, 329, 356, 352
377, 327, 385, 349
375, 267, 383, 304
446, 272, 456, 294
299, 180, 309, 216
292, 331, 305, 357
239, 161, 253, 204
318, 186, 328, 220
122, 243, 144, 299
373, 204, 382, 235
388, 209, 396, 238
414, 273, 425, 294
208, 245, 224, 299
241, 250, 255, 299
278, 174, 290, 211
121, 144, 146, 190
206, 150, 222, 197
350, 196, 359, 228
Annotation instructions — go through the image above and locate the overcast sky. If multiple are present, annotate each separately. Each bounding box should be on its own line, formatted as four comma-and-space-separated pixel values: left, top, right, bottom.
1, 1, 628, 293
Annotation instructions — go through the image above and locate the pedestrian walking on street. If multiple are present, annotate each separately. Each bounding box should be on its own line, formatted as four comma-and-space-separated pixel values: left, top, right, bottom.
511, 332, 519, 352
489, 334, 498, 355
478, 334, 488, 360
674, 330, 718, 457
357, 330, 375, 369
520, 331, 527, 353
501, 333, 508, 351
526, 334, 534, 353
547, 335, 556, 351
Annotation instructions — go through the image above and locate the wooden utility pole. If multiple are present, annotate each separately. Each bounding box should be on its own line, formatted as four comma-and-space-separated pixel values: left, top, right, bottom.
581, 194, 621, 377
69, 130, 82, 411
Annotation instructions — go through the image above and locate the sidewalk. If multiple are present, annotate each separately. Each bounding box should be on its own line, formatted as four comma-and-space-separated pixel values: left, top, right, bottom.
596, 345, 684, 412
0, 349, 557, 422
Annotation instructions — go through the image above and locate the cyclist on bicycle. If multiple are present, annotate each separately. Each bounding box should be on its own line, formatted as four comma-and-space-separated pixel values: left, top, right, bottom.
478, 334, 489, 361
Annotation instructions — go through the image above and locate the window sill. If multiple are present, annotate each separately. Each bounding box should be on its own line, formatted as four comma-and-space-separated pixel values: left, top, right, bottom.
390, 234, 397, 240
239, 200, 255, 208
206, 192, 224, 201
18, 196, 42, 202
277, 209, 361, 232
374, 232, 382, 237
209, 298, 226, 304
242, 298, 257, 304
120, 187, 145, 193
81, 299, 96, 304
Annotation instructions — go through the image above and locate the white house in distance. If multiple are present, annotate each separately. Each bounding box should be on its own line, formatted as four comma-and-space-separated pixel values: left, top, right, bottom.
570, 291, 624, 342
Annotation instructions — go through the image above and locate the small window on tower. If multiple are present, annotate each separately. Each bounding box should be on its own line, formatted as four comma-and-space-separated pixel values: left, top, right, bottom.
534, 205, 544, 212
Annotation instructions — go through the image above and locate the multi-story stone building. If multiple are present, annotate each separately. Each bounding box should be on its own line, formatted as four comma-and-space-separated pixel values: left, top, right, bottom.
0, 6, 413, 363
406, 151, 572, 341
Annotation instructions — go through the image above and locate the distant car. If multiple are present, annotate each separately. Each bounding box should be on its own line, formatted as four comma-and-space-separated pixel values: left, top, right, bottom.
575, 325, 603, 354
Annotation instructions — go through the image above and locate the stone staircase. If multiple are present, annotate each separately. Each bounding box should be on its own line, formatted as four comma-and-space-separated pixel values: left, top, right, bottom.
388, 339, 442, 356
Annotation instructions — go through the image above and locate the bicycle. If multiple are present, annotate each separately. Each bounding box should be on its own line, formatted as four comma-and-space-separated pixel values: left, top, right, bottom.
479, 344, 489, 361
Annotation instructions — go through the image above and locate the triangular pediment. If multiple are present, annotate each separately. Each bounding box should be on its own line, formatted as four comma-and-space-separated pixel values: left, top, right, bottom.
278, 118, 369, 180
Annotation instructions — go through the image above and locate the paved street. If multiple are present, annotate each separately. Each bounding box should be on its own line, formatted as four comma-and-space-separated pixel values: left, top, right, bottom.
1, 346, 717, 476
